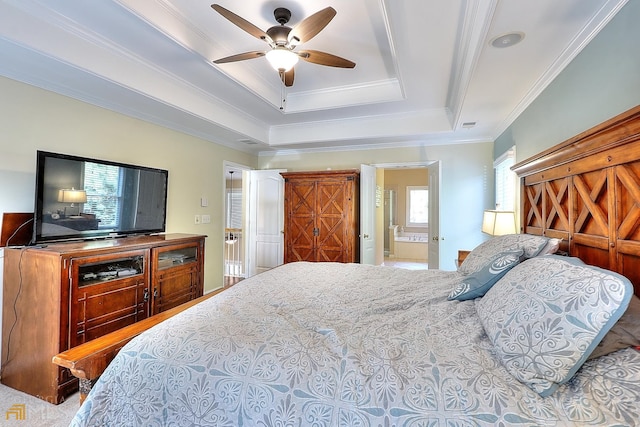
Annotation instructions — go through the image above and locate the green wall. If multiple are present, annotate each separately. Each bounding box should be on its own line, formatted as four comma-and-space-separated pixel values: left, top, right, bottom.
495, 0, 640, 162
0, 76, 258, 292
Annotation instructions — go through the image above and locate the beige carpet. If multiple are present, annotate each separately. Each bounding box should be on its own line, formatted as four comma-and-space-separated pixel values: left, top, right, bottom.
0, 383, 79, 426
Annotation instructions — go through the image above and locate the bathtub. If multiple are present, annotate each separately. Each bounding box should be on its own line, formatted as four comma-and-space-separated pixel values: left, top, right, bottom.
395, 235, 428, 242
393, 232, 428, 260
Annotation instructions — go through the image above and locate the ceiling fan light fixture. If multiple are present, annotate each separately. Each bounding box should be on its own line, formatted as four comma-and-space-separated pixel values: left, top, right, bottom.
266, 48, 299, 71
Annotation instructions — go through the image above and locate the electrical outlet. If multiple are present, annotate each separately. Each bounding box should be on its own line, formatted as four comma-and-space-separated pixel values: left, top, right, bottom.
194, 214, 201, 225
201, 214, 211, 224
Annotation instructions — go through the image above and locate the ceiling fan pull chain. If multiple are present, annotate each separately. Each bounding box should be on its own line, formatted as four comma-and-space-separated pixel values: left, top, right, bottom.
280, 72, 286, 111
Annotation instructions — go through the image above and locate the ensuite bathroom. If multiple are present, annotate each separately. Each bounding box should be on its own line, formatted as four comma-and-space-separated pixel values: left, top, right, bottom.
383, 168, 429, 269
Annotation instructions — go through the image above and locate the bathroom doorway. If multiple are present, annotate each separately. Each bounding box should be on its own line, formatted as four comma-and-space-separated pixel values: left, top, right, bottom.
382, 167, 429, 269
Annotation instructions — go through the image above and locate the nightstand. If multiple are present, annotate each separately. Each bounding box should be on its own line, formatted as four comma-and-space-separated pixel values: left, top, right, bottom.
456, 250, 471, 268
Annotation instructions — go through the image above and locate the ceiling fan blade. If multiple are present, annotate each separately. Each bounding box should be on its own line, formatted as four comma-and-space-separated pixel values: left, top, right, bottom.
297, 50, 356, 68
213, 51, 265, 64
288, 7, 336, 45
211, 4, 270, 43
279, 68, 295, 87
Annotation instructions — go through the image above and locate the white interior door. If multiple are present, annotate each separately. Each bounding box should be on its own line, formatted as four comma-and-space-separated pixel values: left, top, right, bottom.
245, 170, 285, 277
360, 164, 376, 265
428, 161, 441, 269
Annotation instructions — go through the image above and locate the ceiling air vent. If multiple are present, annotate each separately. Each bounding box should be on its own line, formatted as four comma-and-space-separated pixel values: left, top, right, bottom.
462, 122, 477, 129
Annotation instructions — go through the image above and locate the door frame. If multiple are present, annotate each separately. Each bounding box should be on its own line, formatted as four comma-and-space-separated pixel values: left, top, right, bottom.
359, 164, 377, 265
369, 161, 440, 268
222, 161, 252, 283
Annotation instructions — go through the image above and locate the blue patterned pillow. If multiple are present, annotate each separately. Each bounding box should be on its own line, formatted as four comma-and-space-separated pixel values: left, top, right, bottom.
448, 249, 523, 301
476, 255, 633, 397
459, 234, 550, 275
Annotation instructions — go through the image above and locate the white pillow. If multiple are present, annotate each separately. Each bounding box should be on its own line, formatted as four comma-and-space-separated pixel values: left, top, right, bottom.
538, 237, 562, 255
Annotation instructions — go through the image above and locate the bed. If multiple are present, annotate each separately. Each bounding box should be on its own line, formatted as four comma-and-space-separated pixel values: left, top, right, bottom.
69, 256, 640, 426
69, 106, 640, 426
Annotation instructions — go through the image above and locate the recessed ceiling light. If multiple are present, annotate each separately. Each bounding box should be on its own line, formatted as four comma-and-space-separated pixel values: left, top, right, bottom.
490, 32, 525, 48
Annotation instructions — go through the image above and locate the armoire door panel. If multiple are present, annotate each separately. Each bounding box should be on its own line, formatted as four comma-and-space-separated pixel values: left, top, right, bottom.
317, 183, 347, 216
288, 218, 315, 243
318, 231, 347, 253
317, 248, 347, 262
318, 216, 344, 236
289, 247, 315, 262
288, 182, 316, 216
285, 179, 316, 263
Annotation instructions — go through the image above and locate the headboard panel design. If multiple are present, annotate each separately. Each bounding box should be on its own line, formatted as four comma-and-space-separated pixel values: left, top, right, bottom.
513, 105, 640, 296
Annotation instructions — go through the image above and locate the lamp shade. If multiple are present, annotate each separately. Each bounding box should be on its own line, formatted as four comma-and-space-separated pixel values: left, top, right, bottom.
482, 210, 516, 236
58, 188, 87, 204
265, 48, 299, 71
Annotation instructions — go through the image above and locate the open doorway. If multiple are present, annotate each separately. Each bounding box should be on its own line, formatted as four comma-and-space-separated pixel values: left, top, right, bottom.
222, 161, 251, 287
382, 168, 429, 270
362, 161, 439, 269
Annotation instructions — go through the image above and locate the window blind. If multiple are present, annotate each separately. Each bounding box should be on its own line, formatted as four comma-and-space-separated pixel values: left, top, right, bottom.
494, 147, 516, 211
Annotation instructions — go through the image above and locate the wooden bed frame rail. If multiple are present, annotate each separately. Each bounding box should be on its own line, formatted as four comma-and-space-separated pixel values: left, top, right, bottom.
512, 105, 640, 296
53, 289, 224, 404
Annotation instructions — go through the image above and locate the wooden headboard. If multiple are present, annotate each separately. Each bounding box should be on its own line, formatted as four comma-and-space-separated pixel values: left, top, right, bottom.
512, 105, 640, 297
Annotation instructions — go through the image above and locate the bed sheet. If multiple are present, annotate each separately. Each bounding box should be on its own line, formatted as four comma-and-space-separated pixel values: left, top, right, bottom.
70, 262, 640, 426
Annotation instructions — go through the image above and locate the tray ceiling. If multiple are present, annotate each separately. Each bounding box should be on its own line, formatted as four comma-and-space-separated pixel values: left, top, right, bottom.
0, 0, 628, 154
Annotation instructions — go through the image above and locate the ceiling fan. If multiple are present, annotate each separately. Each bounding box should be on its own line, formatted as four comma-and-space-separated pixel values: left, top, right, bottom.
211, 4, 356, 87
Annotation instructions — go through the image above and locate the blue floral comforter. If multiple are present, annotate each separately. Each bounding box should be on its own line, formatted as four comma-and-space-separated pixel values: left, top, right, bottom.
70, 262, 640, 426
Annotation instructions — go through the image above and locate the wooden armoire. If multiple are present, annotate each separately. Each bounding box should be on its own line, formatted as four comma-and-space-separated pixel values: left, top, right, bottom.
281, 170, 359, 263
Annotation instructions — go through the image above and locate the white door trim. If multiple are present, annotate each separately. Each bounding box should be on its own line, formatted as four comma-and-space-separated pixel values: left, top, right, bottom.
371, 161, 440, 268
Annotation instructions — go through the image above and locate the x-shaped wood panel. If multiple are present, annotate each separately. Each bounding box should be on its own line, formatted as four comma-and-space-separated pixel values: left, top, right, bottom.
317, 183, 347, 253
545, 179, 569, 232
574, 171, 608, 236
524, 184, 543, 229
285, 182, 316, 262
289, 184, 315, 216
317, 183, 345, 216
615, 165, 640, 240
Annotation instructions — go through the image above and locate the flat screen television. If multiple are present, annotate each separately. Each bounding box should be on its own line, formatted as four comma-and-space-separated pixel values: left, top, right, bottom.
34, 150, 169, 243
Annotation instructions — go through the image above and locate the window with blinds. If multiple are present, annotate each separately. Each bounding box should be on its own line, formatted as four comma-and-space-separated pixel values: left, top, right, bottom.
226, 190, 243, 229
83, 162, 123, 228
494, 147, 516, 211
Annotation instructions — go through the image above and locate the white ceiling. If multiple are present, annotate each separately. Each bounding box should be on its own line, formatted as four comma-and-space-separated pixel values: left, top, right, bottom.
0, 0, 628, 155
